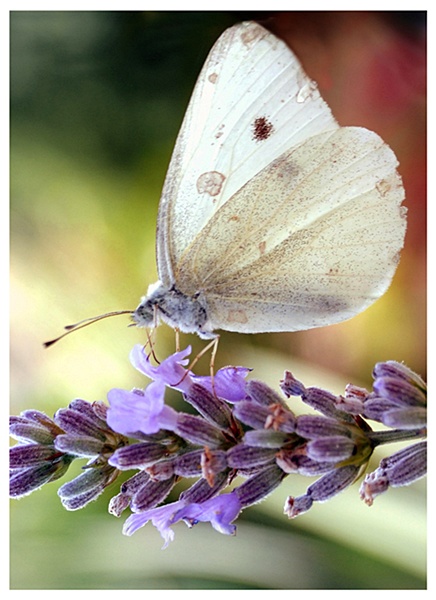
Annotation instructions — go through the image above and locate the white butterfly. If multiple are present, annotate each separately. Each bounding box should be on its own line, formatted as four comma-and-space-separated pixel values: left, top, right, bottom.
133, 21, 407, 339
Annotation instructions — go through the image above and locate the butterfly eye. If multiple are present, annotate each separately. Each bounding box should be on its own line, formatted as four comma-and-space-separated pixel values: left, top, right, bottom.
133, 300, 155, 328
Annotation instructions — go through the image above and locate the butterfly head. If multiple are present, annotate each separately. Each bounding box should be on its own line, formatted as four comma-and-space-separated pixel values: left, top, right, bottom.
133, 282, 216, 339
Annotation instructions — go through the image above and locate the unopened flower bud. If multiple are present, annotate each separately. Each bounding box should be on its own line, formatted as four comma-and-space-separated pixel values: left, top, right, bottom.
381, 407, 427, 429
362, 396, 400, 421
9, 444, 60, 468
373, 361, 426, 390
246, 379, 288, 408
172, 449, 204, 477
55, 407, 107, 440
232, 400, 271, 429
109, 442, 170, 470
68, 399, 109, 429
9, 416, 58, 445
307, 464, 360, 502
276, 448, 333, 476
243, 429, 290, 448
373, 377, 426, 408
175, 414, 226, 448
227, 444, 276, 469
306, 436, 356, 462
131, 475, 178, 512
296, 415, 351, 439
54, 434, 106, 457
58, 466, 111, 500
180, 470, 230, 504
235, 465, 286, 507
280, 371, 306, 397
301, 388, 355, 422
184, 383, 233, 429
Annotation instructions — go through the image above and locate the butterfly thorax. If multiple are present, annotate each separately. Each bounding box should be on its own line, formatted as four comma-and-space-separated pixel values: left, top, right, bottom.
133, 281, 215, 339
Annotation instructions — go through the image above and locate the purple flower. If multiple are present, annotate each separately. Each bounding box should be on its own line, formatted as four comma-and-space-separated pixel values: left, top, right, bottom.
130, 343, 249, 401
193, 366, 250, 402
107, 383, 178, 436
123, 499, 186, 547
123, 492, 242, 547
130, 345, 194, 392
178, 493, 242, 536
107, 345, 251, 438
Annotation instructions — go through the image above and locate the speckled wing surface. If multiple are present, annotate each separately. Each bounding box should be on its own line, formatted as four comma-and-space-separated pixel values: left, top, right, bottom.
155, 21, 406, 333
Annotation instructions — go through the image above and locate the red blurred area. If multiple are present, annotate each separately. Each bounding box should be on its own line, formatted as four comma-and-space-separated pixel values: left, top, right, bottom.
261, 12, 426, 381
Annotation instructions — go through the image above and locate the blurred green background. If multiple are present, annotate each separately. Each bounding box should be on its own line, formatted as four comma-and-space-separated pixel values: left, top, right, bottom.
10, 11, 426, 589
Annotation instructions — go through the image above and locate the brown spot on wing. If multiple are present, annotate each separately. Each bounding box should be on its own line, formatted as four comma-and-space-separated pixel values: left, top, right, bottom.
376, 179, 391, 197
227, 309, 248, 324
196, 171, 226, 197
252, 117, 273, 142
215, 124, 225, 139
240, 24, 266, 46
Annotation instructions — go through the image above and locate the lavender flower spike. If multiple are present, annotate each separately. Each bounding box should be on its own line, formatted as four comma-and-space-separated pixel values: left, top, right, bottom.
10, 342, 426, 547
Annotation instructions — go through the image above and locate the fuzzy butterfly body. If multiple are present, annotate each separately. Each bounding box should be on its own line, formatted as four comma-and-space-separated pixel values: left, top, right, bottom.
133, 21, 406, 339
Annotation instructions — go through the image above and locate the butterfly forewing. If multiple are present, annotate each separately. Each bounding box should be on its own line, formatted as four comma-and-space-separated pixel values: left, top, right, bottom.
156, 21, 338, 285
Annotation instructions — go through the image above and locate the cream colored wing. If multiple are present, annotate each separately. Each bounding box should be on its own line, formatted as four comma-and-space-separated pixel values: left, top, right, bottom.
156, 21, 338, 285
173, 127, 406, 333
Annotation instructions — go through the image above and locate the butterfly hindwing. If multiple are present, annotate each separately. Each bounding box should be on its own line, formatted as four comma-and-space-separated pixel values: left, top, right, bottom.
174, 127, 406, 332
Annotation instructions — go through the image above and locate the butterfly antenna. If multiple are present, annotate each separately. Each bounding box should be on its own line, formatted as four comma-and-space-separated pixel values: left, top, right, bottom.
43, 310, 133, 348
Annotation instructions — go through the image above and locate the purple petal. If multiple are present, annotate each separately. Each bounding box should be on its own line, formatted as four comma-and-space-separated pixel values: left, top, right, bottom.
193, 366, 250, 402
107, 382, 172, 435
130, 345, 193, 391
122, 500, 186, 547
177, 492, 242, 536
